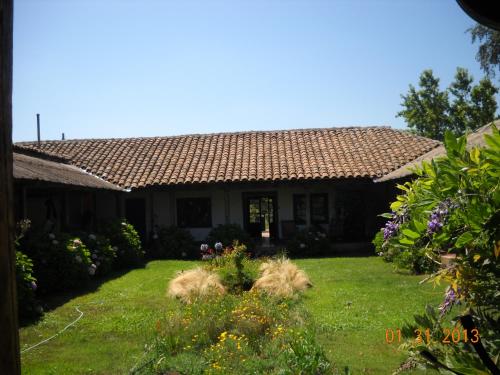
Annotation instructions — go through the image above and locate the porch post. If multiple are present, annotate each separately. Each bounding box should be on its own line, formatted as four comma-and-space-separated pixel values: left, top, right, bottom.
0, 0, 21, 372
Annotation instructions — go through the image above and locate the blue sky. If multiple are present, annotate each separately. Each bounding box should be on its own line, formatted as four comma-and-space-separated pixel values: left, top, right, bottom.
12, 0, 490, 142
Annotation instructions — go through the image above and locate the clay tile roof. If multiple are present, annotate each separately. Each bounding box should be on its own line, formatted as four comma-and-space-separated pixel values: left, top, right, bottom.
15, 126, 440, 190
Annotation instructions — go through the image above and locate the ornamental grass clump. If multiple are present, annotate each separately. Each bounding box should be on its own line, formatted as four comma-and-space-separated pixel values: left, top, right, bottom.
167, 267, 226, 303
252, 257, 312, 298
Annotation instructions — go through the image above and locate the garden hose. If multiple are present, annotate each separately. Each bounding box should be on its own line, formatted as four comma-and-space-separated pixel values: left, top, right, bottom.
21, 306, 84, 354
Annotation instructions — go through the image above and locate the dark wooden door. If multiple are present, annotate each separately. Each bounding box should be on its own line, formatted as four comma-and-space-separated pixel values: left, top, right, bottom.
243, 193, 278, 240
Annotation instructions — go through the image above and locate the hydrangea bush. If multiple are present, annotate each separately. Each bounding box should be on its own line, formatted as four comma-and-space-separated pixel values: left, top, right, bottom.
148, 225, 196, 259
101, 219, 145, 268
15, 249, 41, 319
81, 232, 117, 276
20, 230, 95, 294
286, 226, 331, 258
375, 126, 500, 373
14, 220, 41, 319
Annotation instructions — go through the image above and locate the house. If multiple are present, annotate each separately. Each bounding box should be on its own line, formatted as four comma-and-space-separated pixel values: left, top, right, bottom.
12, 147, 123, 233
374, 121, 498, 183
14, 126, 440, 247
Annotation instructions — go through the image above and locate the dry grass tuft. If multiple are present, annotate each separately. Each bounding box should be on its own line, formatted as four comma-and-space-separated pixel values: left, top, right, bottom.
167, 267, 226, 303
252, 258, 312, 297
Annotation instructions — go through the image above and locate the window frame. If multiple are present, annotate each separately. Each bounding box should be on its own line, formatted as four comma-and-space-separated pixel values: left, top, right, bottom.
176, 197, 212, 228
293, 194, 307, 225
310, 193, 329, 224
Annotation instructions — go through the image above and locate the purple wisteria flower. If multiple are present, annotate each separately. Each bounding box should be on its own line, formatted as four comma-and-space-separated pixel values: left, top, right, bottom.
31, 281, 37, 291
383, 221, 399, 241
439, 286, 460, 316
383, 207, 409, 241
427, 198, 458, 236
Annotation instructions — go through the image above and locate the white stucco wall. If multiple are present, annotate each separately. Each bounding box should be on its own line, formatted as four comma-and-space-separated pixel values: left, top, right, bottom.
123, 180, 389, 242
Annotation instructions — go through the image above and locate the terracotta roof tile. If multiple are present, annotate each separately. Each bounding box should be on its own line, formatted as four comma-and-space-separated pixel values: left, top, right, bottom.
15, 126, 440, 190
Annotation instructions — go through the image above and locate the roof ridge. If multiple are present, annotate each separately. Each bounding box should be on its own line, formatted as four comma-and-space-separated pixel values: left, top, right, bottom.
14, 125, 395, 144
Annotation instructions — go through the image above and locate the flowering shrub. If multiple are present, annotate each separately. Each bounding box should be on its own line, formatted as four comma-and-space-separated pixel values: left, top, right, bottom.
134, 291, 331, 374
148, 225, 196, 259
200, 243, 215, 260
206, 224, 254, 251
286, 226, 331, 258
101, 220, 144, 268
204, 242, 259, 293
14, 220, 41, 319
20, 230, 95, 294
15, 250, 41, 319
375, 126, 500, 373
81, 233, 116, 276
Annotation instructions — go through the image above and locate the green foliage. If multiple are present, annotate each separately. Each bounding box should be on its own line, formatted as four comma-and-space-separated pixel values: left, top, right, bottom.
134, 291, 332, 374
206, 224, 254, 251
81, 233, 117, 276
20, 230, 94, 294
468, 24, 500, 79
372, 230, 385, 254
377, 125, 500, 372
398, 68, 498, 140
14, 219, 41, 319
149, 225, 196, 259
398, 305, 500, 374
286, 226, 331, 258
101, 219, 145, 268
206, 242, 259, 293
15, 250, 41, 319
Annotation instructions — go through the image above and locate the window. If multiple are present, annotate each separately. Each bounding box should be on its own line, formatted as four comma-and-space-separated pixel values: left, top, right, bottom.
293, 194, 307, 225
177, 198, 212, 228
310, 193, 329, 224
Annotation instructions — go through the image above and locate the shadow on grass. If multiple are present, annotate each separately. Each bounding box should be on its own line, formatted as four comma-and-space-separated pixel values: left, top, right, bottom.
19, 266, 142, 327
278, 241, 376, 259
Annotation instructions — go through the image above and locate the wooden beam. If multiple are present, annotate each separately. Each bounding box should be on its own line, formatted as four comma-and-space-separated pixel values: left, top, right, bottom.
0, 0, 21, 373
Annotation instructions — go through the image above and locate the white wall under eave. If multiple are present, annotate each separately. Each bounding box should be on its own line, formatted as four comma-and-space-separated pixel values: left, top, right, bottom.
130, 180, 389, 243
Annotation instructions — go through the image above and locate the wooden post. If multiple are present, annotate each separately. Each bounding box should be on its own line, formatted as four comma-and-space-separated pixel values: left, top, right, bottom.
21, 185, 27, 219
0, 0, 21, 373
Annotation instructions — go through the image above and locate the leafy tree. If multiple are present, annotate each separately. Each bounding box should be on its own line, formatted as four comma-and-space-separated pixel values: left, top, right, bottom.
468, 24, 500, 79
398, 68, 498, 140
375, 127, 500, 373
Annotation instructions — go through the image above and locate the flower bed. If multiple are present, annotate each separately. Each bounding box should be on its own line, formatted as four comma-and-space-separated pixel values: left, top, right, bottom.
135, 243, 330, 374
135, 292, 330, 374
15, 219, 145, 321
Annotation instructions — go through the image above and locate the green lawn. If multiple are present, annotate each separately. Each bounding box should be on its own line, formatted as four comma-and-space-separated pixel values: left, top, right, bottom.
20, 257, 443, 374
